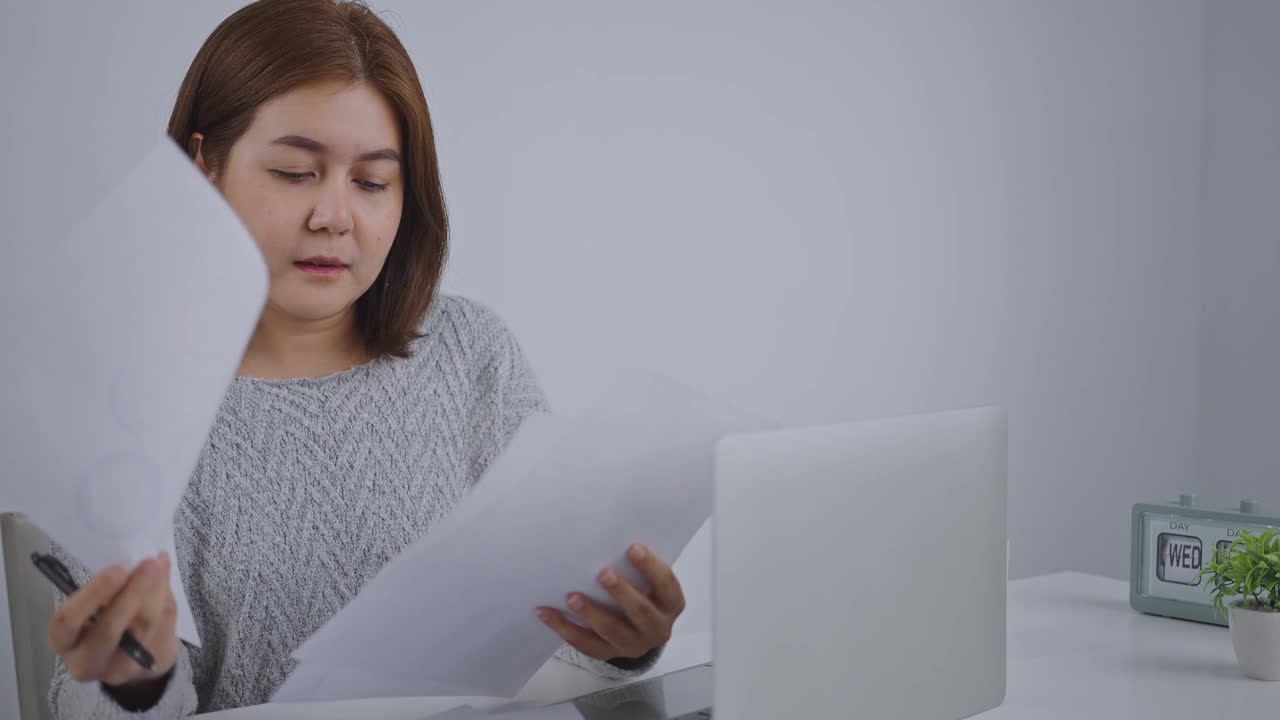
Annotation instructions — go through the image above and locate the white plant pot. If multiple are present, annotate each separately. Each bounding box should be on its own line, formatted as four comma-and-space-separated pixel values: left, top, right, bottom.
1228, 601, 1280, 681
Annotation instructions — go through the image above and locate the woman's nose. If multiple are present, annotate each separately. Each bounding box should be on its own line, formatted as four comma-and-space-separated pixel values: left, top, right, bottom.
307, 178, 354, 235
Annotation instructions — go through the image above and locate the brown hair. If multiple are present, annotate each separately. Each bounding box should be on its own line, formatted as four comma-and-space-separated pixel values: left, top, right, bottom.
167, 0, 447, 359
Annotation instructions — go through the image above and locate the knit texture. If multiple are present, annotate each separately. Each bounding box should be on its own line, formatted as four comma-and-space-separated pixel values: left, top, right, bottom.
49, 294, 659, 718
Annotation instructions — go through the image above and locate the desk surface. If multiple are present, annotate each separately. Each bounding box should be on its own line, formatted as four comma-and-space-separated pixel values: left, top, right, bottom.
203, 572, 1278, 719
978, 571, 1276, 718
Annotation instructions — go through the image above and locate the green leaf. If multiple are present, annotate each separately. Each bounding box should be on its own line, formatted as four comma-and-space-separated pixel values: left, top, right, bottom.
1199, 529, 1280, 603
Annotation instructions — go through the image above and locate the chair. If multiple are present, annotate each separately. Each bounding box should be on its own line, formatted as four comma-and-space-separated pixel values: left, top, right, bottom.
2, 513, 57, 720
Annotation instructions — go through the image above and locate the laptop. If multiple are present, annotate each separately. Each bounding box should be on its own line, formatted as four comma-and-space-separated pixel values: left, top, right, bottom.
567, 406, 1008, 720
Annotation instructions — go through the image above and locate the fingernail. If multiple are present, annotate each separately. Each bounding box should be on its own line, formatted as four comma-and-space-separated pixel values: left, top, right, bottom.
535, 608, 552, 623
105, 565, 128, 584
141, 558, 160, 576
629, 544, 647, 562
568, 594, 585, 611
600, 569, 618, 587
158, 551, 170, 568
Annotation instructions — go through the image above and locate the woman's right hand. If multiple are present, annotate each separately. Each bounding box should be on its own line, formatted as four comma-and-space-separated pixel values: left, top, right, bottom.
47, 552, 180, 692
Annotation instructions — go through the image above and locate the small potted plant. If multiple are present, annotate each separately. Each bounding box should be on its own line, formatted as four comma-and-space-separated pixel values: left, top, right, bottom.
1198, 528, 1280, 680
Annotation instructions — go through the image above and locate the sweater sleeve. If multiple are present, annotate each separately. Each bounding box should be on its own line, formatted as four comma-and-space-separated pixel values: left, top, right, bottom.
50, 646, 199, 720
46, 542, 200, 719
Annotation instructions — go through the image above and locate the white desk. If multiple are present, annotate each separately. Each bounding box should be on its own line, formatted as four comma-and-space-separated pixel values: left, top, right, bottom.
977, 571, 1276, 718
203, 572, 1276, 719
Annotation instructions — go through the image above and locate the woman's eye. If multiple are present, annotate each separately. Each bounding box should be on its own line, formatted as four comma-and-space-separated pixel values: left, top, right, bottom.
270, 170, 387, 192
356, 179, 390, 193
270, 170, 312, 183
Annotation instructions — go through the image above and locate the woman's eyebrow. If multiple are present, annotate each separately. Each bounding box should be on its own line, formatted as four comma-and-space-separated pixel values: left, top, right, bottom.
270, 134, 401, 163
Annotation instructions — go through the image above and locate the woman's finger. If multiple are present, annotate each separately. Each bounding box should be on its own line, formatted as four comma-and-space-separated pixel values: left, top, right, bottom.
101, 555, 177, 686
48, 564, 129, 654
144, 593, 179, 661
131, 553, 173, 644
536, 607, 615, 661
106, 590, 180, 687
564, 593, 646, 658
597, 567, 670, 645
627, 544, 685, 615
76, 556, 168, 678
136, 563, 180, 673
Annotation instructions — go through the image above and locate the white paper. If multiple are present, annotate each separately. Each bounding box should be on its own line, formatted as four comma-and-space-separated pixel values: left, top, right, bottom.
428, 705, 584, 720
197, 695, 488, 720
424, 709, 490, 720
273, 371, 770, 702
669, 520, 711, 637
0, 137, 268, 645
192, 648, 713, 720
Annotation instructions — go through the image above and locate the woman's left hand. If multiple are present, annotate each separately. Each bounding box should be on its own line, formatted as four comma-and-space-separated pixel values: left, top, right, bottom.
536, 543, 685, 662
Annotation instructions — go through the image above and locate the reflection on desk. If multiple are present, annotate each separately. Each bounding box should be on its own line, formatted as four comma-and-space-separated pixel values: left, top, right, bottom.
571, 664, 710, 720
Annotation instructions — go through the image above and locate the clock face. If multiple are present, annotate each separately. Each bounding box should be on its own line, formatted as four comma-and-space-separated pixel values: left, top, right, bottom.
1138, 512, 1272, 605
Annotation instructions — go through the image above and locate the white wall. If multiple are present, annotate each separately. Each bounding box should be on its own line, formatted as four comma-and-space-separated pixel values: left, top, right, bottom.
995, 1, 1203, 578
424, 0, 1204, 580
0, 1, 1203, 584
1201, 0, 1280, 513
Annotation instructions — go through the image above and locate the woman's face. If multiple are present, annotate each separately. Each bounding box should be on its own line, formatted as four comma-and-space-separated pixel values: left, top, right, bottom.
197, 80, 404, 325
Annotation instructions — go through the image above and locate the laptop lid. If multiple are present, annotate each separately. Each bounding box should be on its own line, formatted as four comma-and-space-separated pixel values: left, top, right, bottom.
712, 407, 1007, 719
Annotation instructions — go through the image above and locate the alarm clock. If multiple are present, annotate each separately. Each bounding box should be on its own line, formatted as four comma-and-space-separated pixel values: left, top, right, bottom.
1130, 494, 1279, 626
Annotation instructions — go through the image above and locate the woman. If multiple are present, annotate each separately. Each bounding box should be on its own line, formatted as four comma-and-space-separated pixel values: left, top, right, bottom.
46, 1, 684, 716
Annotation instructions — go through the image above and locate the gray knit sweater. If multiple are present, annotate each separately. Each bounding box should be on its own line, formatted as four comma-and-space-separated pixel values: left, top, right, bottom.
49, 294, 659, 718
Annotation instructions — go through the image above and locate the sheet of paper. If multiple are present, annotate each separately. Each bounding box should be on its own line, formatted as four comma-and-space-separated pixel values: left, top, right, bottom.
427, 705, 585, 720
198, 694, 490, 720
200, 631, 710, 720
273, 371, 770, 702
197, 647, 713, 720
0, 137, 268, 645
669, 519, 711, 637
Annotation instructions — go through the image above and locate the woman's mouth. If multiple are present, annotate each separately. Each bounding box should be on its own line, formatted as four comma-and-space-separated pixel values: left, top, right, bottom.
295, 258, 347, 277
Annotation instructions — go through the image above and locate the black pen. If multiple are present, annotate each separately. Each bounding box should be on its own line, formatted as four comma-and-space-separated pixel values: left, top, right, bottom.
30, 552, 156, 672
